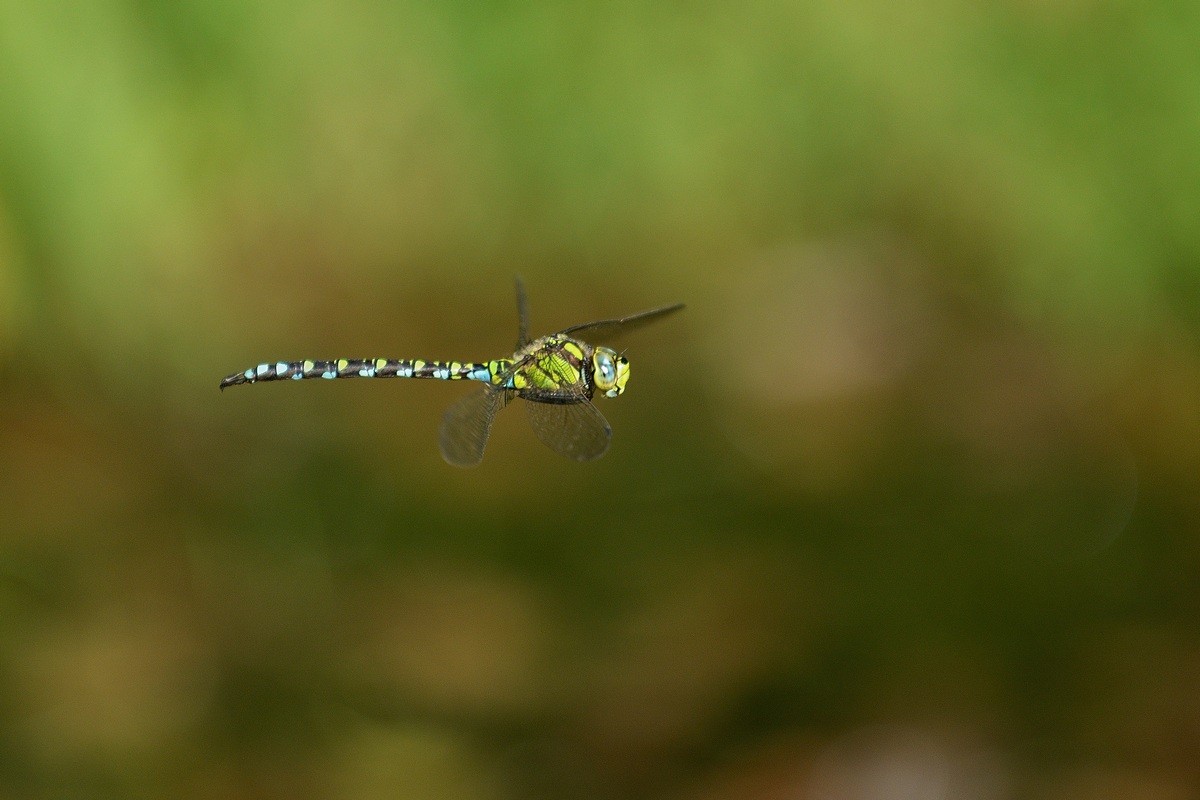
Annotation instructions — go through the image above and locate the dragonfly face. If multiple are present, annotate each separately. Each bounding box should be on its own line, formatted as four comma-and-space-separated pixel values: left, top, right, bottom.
592, 347, 630, 398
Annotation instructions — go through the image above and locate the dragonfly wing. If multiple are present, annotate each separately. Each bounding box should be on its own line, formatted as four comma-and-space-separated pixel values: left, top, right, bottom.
558, 302, 684, 342
439, 386, 511, 467
515, 275, 531, 349
525, 399, 612, 461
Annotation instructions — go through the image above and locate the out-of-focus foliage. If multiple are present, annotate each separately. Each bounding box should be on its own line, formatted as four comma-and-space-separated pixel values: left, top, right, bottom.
1, 1, 1197, 798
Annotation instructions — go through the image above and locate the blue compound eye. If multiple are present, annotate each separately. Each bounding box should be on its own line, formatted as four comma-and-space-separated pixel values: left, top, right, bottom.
594, 350, 617, 389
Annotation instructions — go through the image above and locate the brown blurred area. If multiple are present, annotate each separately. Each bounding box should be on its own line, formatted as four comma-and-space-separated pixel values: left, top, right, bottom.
1, 2, 1198, 798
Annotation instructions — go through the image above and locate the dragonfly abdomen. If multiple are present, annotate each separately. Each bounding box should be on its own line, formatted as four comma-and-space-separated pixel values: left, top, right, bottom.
219, 358, 508, 390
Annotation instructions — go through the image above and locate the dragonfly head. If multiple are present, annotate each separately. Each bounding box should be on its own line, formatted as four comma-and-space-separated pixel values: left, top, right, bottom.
592, 346, 630, 398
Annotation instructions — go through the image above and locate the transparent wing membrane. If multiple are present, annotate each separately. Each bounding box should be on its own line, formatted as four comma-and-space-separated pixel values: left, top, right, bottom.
515, 275, 531, 348
525, 400, 612, 461
559, 303, 684, 342
439, 386, 511, 467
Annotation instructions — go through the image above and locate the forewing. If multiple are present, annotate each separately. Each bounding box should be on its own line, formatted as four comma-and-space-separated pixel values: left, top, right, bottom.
525, 400, 612, 461
439, 386, 511, 467
515, 275, 531, 348
558, 302, 684, 342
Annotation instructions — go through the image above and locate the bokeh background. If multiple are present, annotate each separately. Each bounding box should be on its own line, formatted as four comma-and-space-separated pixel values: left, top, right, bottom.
1, 1, 1196, 798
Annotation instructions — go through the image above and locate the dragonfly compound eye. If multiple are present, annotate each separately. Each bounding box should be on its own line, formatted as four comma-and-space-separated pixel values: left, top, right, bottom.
593, 348, 618, 392
592, 348, 630, 398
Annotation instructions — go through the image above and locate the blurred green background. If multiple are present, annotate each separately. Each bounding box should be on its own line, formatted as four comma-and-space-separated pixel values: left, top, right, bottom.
0, 1, 1196, 798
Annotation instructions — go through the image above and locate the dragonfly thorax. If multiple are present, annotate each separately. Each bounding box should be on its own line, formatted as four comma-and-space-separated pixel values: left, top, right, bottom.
506, 337, 629, 401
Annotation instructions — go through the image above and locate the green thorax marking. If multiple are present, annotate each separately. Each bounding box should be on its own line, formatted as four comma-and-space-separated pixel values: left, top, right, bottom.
508, 336, 590, 394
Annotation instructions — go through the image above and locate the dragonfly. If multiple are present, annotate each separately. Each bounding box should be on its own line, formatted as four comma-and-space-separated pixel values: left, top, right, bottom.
219, 279, 684, 466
